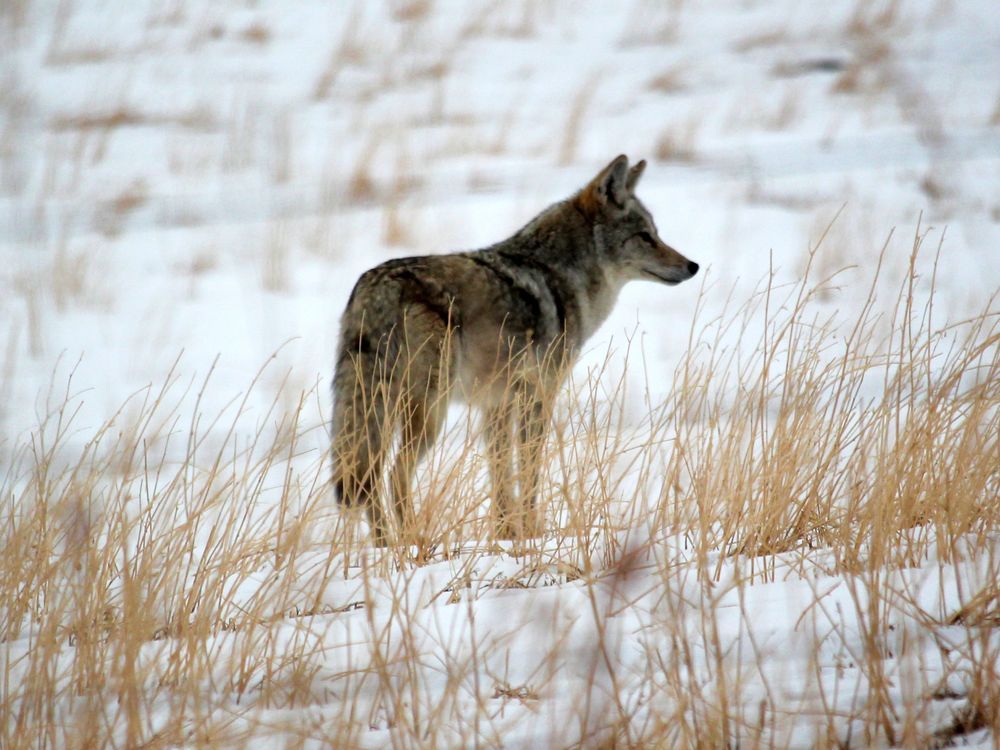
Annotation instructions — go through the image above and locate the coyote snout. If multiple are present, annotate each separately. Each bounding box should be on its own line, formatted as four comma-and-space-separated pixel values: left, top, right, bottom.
638, 239, 699, 285
331, 155, 698, 544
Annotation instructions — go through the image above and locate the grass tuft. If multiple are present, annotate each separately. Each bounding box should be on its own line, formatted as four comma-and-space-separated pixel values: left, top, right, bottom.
2, 223, 997, 746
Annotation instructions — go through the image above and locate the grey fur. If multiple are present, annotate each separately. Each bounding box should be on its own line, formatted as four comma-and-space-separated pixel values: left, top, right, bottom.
331, 155, 698, 544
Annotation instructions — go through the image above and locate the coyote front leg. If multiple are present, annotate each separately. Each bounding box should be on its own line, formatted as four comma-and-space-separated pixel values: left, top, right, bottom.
484, 402, 519, 539
516, 396, 547, 538
485, 395, 547, 539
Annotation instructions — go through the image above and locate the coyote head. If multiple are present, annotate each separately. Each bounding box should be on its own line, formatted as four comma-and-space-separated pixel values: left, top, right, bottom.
576, 155, 699, 286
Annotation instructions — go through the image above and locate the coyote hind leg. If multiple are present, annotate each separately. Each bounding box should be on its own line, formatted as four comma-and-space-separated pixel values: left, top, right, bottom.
385, 307, 452, 544
389, 394, 445, 543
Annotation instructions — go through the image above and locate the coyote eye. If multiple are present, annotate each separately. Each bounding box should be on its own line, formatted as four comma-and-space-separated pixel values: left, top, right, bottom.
636, 231, 655, 244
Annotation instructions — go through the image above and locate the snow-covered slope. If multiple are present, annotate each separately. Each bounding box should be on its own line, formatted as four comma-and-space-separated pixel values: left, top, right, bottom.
1, 1, 998, 747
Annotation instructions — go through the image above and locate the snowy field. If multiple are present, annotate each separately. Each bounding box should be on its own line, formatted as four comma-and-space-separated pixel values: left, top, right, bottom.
1, 1, 999, 747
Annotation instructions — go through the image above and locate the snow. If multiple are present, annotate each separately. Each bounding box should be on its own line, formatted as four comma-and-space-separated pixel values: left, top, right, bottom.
1, 0, 998, 747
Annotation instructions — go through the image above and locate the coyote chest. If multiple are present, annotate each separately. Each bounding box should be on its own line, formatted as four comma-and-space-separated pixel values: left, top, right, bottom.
331, 155, 698, 544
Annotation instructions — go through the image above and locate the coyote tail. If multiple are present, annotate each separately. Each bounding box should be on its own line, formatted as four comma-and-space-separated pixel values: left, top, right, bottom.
330, 324, 396, 509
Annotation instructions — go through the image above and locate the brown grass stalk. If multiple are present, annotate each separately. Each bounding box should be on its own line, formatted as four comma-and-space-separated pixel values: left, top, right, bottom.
2, 222, 997, 747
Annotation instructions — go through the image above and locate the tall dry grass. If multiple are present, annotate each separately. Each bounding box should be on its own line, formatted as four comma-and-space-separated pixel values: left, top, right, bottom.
1, 226, 997, 747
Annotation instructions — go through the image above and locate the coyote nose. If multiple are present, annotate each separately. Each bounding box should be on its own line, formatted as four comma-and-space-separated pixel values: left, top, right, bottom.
687, 261, 699, 276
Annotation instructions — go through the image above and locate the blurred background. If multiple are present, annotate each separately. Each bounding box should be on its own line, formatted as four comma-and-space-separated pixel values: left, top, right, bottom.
1, 0, 998, 456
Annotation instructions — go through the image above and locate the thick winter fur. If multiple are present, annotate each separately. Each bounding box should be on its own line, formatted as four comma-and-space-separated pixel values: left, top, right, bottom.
332, 155, 699, 544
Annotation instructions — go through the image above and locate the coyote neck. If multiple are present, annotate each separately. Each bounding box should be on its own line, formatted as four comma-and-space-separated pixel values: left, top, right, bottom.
498, 199, 624, 345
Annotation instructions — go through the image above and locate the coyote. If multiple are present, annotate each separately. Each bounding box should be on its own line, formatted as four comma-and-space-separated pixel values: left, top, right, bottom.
332, 155, 699, 544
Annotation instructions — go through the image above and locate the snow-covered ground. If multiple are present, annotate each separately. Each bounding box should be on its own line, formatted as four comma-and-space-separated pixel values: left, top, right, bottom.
1, 1, 998, 747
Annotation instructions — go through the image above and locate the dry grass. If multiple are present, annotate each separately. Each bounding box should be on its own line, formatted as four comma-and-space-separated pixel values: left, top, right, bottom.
460, 0, 538, 40
653, 117, 700, 163
239, 21, 271, 46
732, 29, 787, 54
618, 0, 684, 47
831, 39, 893, 96
93, 178, 149, 237
390, 0, 434, 24
382, 141, 419, 246
725, 83, 801, 135
646, 64, 688, 95
764, 84, 801, 130
2, 224, 997, 747
6, 0, 995, 740
832, 0, 897, 99
51, 106, 216, 134
845, 0, 905, 38
346, 130, 383, 204
559, 75, 600, 166
313, 5, 366, 101
268, 111, 292, 184
0, 0, 29, 31
222, 95, 259, 173
261, 220, 291, 292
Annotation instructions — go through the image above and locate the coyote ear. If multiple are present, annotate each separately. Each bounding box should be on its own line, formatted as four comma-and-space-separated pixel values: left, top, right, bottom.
626, 159, 646, 192
594, 154, 630, 210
